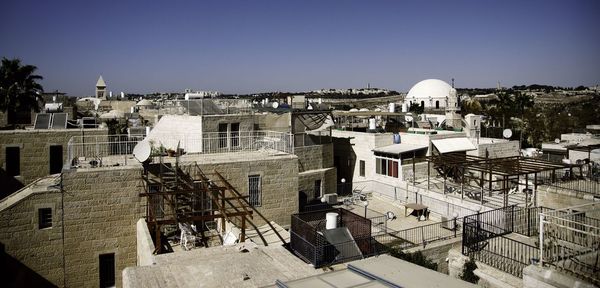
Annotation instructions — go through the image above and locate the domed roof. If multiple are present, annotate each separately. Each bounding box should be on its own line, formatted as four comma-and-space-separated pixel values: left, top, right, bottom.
136, 99, 153, 106
407, 79, 452, 99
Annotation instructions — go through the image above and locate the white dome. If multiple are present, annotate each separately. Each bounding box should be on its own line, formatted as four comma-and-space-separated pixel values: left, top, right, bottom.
407, 79, 452, 100
406, 79, 452, 108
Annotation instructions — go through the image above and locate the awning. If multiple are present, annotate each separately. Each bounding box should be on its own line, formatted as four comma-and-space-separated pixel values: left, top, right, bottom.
372, 143, 428, 156
431, 138, 476, 154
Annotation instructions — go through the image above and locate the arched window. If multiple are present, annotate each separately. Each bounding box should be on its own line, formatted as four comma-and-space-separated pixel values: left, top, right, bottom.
435, 100, 439, 109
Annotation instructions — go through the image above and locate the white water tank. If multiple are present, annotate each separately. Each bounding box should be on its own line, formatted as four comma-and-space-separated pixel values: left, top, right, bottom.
326, 212, 339, 230
368, 118, 376, 130
401, 103, 408, 112
389, 103, 396, 113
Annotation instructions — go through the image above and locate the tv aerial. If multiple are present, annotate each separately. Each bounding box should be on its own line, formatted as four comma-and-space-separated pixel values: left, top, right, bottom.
502, 129, 513, 139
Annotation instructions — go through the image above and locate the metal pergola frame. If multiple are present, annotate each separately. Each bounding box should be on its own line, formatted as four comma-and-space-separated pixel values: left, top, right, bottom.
423, 153, 571, 207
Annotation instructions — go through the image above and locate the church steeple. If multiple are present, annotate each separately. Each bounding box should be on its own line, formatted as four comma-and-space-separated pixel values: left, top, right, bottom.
95, 75, 107, 98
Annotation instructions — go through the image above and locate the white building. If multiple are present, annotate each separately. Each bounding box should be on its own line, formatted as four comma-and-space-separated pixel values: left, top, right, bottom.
406, 79, 453, 109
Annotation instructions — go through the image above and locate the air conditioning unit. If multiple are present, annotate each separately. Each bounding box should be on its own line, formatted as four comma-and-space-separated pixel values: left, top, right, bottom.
321, 194, 338, 205
441, 216, 456, 230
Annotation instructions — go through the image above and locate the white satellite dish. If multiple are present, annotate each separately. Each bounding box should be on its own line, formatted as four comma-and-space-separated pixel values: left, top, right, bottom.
554, 138, 560, 144
272, 102, 279, 109
502, 129, 513, 139
132, 140, 151, 162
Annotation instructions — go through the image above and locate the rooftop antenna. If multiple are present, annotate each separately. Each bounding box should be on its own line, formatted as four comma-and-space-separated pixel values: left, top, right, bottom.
451, 78, 455, 88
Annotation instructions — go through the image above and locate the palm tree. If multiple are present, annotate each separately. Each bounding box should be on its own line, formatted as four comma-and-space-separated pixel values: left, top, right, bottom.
0, 58, 44, 125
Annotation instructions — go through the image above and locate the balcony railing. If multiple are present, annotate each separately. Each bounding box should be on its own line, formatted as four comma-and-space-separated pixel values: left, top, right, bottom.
67, 131, 293, 168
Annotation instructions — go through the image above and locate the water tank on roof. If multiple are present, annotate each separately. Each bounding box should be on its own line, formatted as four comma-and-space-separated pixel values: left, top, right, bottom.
326, 213, 339, 230
368, 118, 376, 130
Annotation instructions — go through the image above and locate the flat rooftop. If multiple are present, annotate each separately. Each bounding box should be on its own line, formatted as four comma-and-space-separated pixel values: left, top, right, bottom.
72, 150, 297, 170
122, 242, 322, 288
278, 254, 478, 288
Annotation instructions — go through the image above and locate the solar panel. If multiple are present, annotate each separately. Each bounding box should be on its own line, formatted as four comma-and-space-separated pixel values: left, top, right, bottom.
50, 113, 68, 129
34, 114, 51, 129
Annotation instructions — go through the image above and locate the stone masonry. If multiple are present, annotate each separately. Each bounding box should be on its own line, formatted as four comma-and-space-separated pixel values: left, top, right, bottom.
61, 166, 144, 287
0, 187, 64, 286
0, 128, 108, 193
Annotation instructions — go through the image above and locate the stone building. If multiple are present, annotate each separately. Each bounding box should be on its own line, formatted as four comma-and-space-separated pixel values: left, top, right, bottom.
0, 128, 108, 197
0, 109, 336, 287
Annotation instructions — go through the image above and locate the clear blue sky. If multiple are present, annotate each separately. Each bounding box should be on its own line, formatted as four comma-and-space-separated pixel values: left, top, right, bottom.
1, 0, 599, 96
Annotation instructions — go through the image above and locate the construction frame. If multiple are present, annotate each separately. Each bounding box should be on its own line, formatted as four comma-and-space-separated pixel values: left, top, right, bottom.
422, 153, 573, 207
139, 153, 285, 254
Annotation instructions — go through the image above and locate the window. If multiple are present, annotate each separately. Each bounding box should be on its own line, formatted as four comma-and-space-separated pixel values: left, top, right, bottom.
49, 145, 63, 174
218, 123, 228, 148
230, 123, 240, 147
6, 146, 20, 176
359, 160, 365, 177
375, 157, 398, 178
314, 180, 322, 199
149, 185, 163, 218
38, 208, 52, 229
248, 175, 261, 207
435, 100, 439, 109
420, 101, 424, 107
99, 253, 115, 288
193, 181, 212, 212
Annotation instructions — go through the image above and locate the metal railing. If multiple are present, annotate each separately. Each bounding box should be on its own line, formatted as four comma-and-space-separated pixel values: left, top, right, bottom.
538, 168, 600, 196
348, 180, 478, 219
461, 205, 552, 278
67, 131, 293, 168
468, 234, 539, 278
375, 217, 462, 250
540, 203, 600, 285
67, 134, 145, 168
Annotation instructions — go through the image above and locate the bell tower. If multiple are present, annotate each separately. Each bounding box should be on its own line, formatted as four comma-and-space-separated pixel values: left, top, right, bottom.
96, 76, 107, 99
445, 87, 462, 129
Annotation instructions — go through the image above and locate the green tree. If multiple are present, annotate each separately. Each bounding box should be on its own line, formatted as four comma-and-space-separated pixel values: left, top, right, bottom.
0, 58, 44, 124
461, 97, 483, 115
461, 258, 479, 284
408, 102, 424, 114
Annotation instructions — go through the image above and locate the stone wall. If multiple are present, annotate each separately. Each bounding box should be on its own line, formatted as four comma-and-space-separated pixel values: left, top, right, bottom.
61, 166, 144, 287
294, 143, 333, 172
405, 238, 462, 274
0, 189, 64, 286
136, 219, 155, 266
201, 114, 256, 133
0, 128, 108, 193
332, 130, 394, 183
468, 140, 519, 159
194, 154, 299, 227
298, 168, 337, 200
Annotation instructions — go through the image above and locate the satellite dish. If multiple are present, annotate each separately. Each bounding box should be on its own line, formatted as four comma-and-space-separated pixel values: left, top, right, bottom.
272, 102, 279, 109
502, 129, 513, 139
554, 138, 560, 144
132, 140, 151, 162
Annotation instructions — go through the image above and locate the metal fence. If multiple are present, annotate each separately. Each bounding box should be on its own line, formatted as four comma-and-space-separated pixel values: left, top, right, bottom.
67, 131, 293, 168
375, 217, 462, 250
538, 168, 600, 196
290, 208, 381, 267
462, 205, 549, 278
540, 203, 600, 285
350, 180, 478, 219
67, 134, 145, 167
468, 234, 539, 278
